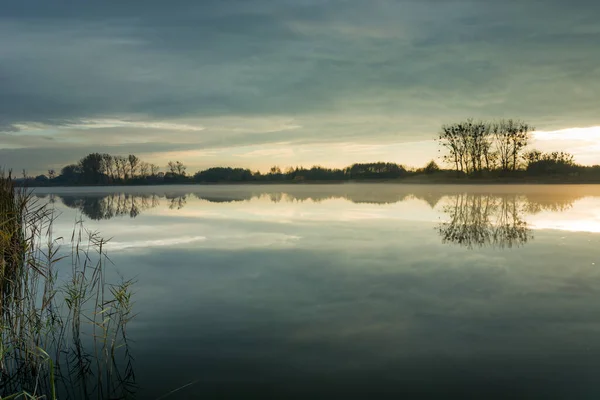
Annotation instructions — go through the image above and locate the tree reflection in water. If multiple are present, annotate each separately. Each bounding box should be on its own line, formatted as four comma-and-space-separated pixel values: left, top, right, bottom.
437, 194, 533, 249
166, 193, 187, 210
59, 193, 162, 220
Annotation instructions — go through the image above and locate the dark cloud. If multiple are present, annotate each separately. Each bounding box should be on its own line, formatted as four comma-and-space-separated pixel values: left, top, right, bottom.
1, 0, 599, 169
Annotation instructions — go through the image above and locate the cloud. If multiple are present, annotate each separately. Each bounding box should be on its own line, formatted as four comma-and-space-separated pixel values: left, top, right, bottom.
534, 126, 600, 142
531, 126, 600, 165
62, 120, 205, 132
1, 0, 600, 171
105, 235, 207, 251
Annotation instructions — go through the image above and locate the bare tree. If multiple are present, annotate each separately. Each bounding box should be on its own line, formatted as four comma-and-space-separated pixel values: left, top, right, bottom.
175, 161, 186, 176
150, 164, 160, 176
463, 119, 492, 173
139, 162, 150, 178
167, 161, 177, 174
114, 156, 128, 180
48, 169, 56, 180
167, 161, 186, 176
438, 119, 493, 175
438, 118, 531, 175
167, 161, 187, 177
438, 123, 467, 175
128, 154, 140, 178
510, 121, 534, 171
492, 119, 534, 172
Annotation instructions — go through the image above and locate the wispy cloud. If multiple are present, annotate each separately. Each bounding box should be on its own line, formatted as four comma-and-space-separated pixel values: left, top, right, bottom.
105, 236, 206, 251
67, 119, 205, 132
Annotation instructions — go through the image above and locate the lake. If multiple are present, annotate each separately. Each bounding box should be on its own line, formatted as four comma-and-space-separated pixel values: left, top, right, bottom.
32, 184, 600, 399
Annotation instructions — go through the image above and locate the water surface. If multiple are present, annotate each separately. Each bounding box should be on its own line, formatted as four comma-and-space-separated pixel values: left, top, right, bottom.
34, 184, 600, 398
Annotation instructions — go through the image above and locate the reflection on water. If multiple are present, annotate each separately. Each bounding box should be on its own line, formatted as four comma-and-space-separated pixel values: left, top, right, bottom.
438, 194, 533, 249
168, 194, 187, 210
30, 184, 600, 398
58, 193, 161, 220
36, 185, 599, 251
40, 187, 581, 216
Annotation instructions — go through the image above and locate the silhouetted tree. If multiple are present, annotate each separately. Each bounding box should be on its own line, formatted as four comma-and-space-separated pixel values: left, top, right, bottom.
424, 160, 440, 174
176, 161, 186, 175
194, 167, 254, 182
296, 166, 345, 180
268, 166, 284, 181
438, 119, 494, 175
78, 153, 105, 184
139, 162, 150, 178
167, 161, 176, 174
102, 154, 115, 181
150, 164, 160, 176
438, 122, 467, 175
347, 162, 406, 179
60, 164, 81, 183
114, 156, 128, 180
438, 119, 533, 175
34, 174, 48, 183
128, 155, 140, 178
167, 161, 186, 176
524, 150, 577, 175
523, 149, 543, 165
491, 119, 534, 172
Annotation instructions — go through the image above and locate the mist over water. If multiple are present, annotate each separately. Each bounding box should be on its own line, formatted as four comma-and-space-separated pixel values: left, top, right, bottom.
33, 184, 600, 398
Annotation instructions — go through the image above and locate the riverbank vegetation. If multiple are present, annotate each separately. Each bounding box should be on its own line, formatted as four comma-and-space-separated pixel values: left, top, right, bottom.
0, 171, 135, 398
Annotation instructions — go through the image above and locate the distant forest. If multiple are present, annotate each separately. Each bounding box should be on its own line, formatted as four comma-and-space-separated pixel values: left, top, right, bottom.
14, 119, 600, 186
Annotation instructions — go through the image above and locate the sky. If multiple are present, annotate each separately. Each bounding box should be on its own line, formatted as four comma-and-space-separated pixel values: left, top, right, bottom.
1, 0, 600, 174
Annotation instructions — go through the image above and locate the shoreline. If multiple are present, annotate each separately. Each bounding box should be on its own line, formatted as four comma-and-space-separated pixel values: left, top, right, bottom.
22, 176, 600, 188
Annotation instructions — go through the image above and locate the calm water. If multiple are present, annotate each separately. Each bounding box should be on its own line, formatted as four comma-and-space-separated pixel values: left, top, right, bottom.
33, 184, 600, 399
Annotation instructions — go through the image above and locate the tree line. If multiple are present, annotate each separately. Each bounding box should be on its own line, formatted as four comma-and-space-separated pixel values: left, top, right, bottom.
27, 156, 414, 186
45, 153, 189, 185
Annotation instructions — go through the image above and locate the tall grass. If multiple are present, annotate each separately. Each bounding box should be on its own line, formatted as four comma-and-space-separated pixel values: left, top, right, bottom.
0, 171, 136, 399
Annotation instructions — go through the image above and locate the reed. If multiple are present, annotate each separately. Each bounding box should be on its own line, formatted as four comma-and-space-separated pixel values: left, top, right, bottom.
0, 171, 136, 399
